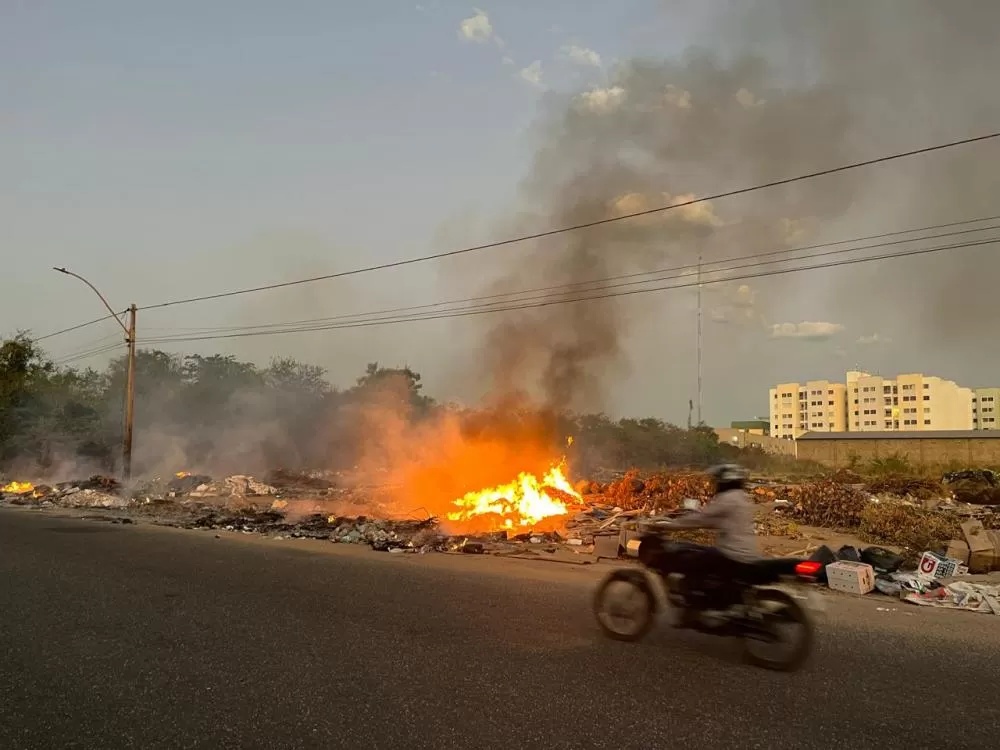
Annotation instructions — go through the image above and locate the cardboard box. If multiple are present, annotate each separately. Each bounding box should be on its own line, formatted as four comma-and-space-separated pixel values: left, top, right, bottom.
825, 561, 875, 595
989, 531, 1000, 571
969, 548, 993, 574
918, 551, 961, 580
962, 520, 995, 573
961, 520, 992, 551
945, 539, 970, 565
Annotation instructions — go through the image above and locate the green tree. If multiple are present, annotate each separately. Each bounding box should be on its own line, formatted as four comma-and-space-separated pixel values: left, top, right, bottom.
0, 334, 56, 464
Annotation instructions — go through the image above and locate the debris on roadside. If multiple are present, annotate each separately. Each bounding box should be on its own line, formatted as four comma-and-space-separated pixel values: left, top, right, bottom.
825, 561, 876, 595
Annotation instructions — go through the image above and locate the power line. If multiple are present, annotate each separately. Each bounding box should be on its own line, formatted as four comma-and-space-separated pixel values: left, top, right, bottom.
140, 216, 1000, 337
53, 342, 124, 367
136, 131, 1000, 313
35, 311, 126, 342
138, 234, 1000, 345
50, 332, 123, 362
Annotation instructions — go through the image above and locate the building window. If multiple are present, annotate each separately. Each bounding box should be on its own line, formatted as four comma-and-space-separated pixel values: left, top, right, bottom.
923, 383, 929, 389
923, 395, 930, 401
924, 419, 931, 425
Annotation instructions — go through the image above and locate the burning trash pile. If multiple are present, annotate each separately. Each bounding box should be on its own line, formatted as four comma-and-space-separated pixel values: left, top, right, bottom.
1, 475, 127, 508
7, 458, 1000, 576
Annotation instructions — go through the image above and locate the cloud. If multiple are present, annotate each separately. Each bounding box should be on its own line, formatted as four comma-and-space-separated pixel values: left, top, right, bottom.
560, 44, 602, 67
779, 217, 816, 244
501, 55, 514, 66
664, 84, 692, 109
857, 333, 891, 345
459, 9, 493, 43
770, 321, 845, 341
578, 85, 626, 114
729, 283, 756, 309
519, 60, 544, 88
709, 284, 761, 326
735, 87, 764, 108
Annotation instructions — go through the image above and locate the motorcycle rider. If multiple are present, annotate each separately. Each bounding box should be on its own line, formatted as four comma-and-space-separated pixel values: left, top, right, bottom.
657, 463, 759, 626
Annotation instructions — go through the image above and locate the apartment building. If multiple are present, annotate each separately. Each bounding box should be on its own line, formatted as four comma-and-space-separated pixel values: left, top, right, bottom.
847, 371, 972, 432
974, 387, 1000, 430
769, 380, 847, 439
770, 371, 973, 438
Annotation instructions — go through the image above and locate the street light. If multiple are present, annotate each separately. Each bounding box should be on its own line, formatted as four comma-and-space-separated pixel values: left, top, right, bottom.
53, 267, 138, 481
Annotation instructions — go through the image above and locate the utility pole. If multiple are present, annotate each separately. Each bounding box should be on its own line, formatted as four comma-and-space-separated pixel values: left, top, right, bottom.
696, 250, 703, 427
123, 305, 137, 481
53, 267, 136, 481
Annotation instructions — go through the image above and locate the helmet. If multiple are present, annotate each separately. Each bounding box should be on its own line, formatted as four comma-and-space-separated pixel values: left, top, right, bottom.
706, 463, 749, 487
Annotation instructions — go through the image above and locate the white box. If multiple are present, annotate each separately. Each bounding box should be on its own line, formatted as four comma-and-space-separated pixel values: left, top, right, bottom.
825, 561, 875, 595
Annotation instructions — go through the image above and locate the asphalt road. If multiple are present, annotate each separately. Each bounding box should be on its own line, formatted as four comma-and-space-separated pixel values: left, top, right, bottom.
2, 508, 998, 750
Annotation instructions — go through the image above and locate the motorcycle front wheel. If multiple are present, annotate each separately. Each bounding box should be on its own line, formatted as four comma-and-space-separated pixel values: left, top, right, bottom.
741, 588, 814, 672
593, 569, 657, 642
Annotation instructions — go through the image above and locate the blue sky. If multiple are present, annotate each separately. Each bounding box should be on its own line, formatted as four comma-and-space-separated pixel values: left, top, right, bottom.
3, 1, 716, 412
7, 2, 995, 423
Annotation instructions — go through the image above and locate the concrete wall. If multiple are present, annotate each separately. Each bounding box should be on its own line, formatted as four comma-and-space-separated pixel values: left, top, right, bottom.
715, 428, 796, 456
796, 437, 1000, 468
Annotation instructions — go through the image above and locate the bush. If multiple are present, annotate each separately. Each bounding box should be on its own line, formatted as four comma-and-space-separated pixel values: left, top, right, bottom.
867, 454, 914, 475
859, 502, 962, 554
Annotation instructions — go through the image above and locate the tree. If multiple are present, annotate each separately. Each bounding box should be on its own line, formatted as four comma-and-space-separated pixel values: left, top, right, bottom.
350, 362, 434, 413
0, 334, 57, 464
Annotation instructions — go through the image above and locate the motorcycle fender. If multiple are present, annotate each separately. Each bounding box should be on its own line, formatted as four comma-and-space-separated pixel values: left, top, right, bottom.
606, 567, 664, 613
766, 583, 826, 616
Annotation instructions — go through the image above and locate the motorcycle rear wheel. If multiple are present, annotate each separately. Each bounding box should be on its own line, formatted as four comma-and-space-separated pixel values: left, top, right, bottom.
593, 569, 657, 642
741, 588, 814, 672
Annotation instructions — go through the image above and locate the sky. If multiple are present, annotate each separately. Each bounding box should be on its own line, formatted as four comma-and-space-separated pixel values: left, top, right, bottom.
4, 0, 999, 425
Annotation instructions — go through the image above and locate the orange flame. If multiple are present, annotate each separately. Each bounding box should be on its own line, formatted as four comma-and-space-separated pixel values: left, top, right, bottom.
2, 481, 35, 495
175, 471, 191, 479
446, 462, 579, 532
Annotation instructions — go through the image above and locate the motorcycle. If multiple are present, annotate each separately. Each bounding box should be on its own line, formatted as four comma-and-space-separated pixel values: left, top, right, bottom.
593, 512, 824, 672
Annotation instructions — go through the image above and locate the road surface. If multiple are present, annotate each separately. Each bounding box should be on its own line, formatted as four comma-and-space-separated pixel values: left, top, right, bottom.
1, 507, 997, 749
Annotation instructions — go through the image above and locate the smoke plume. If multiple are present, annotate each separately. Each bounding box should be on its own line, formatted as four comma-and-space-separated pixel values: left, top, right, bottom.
474, 0, 1000, 412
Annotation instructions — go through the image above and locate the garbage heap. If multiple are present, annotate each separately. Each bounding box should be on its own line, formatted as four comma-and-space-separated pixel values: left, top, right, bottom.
809, 518, 1000, 615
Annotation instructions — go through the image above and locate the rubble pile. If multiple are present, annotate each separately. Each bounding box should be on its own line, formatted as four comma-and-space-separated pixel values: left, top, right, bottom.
866, 475, 944, 500
814, 519, 1000, 615
1, 475, 129, 509
183, 508, 441, 547
590, 471, 713, 512
754, 515, 801, 538
829, 468, 864, 484
780, 481, 869, 529
943, 470, 1000, 506
264, 468, 335, 490
859, 501, 963, 561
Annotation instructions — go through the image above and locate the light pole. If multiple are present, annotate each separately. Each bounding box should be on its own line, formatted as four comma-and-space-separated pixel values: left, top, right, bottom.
53, 267, 137, 481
